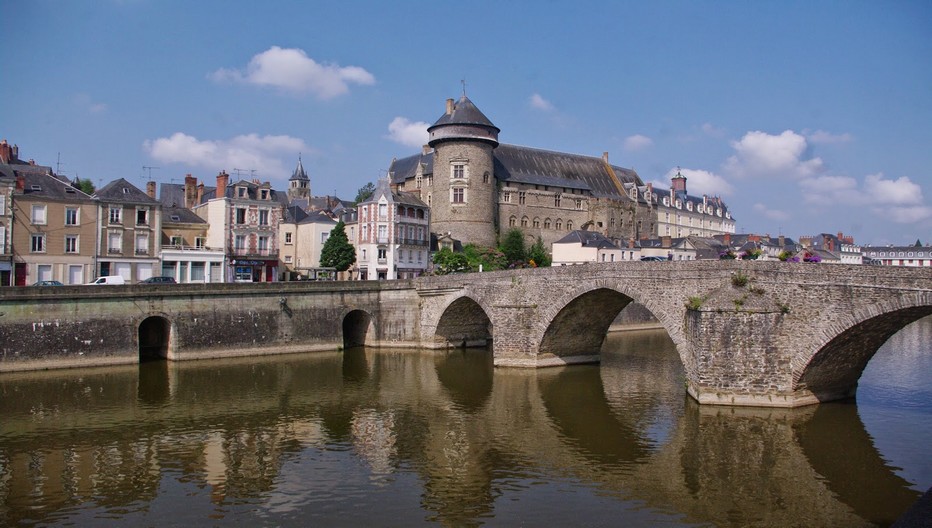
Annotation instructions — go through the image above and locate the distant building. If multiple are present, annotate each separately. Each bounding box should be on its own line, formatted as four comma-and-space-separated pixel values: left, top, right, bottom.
800, 232, 861, 265
388, 95, 735, 251
352, 177, 430, 280
862, 245, 932, 267
551, 230, 626, 265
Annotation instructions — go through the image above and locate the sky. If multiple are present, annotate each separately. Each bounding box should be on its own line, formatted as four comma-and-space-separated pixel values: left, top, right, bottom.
4, 0, 931, 246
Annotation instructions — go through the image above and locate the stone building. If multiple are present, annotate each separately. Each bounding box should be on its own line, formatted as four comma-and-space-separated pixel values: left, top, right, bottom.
388, 95, 734, 250
92, 178, 162, 282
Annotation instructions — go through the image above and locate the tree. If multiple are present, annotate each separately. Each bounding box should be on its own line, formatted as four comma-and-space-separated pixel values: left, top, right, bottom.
499, 228, 527, 265
355, 182, 375, 204
528, 236, 551, 267
319, 221, 356, 272
432, 247, 469, 274
73, 177, 95, 195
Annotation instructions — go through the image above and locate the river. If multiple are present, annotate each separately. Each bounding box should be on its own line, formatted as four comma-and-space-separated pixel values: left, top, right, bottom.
1, 316, 929, 527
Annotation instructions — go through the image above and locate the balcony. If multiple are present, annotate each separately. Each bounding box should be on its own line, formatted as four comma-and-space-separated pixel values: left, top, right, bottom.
107, 248, 121, 254
135, 248, 148, 255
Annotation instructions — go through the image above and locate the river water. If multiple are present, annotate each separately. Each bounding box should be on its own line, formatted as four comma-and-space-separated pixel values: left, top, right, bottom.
1, 317, 929, 527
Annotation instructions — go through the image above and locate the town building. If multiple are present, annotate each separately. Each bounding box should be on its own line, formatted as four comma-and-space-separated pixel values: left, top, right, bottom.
279, 206, 337, 280
655, 170, 736, 238
352, 177, 430, 280
193, 171, 287, 282
0, 140, 17, 285
862, 245, 932, 267
8, 169, 98, 285
388, 95, 734, 251
92, 178, 162, 282
155, 179, 225, 283
800, 232, 861, 265
551, 230, 626, 265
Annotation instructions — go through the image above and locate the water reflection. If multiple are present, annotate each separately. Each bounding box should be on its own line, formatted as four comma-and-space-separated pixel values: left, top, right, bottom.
0, 320, 928, 527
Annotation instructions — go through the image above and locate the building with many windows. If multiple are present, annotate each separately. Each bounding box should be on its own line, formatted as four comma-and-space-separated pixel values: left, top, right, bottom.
92, 178, 162, 282
9, 170, 98, 285
388, 95, 734, 251
154, 180, 225, 283
862, 245, 931, 267
352, 177, 430, 280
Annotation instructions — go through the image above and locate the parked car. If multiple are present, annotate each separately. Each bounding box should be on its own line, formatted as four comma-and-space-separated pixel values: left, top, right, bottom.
87, 275, 126, 285
640, 256, 668, 262
32, 280, 64, 286
140, 276, 177, 284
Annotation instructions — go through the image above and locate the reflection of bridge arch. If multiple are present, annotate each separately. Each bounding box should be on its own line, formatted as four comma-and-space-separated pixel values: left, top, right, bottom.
342, 309, 375, 349
794, 293, 932, 403
433, 295, 493, 349
138, 315, 171, 362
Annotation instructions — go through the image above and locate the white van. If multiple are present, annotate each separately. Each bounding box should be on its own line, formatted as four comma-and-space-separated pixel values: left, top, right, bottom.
88, 275, 126, 285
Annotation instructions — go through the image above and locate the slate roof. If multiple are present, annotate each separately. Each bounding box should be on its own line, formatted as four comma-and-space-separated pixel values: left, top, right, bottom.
429, 95, 499, 131
365, 176, 428, 207
94, 178, 159, 205
554, 230, 619, 249
299, 209, 338, 226
389, 143, 642, 199
162, 205, 205, 225
13, 171, 93, 202
290, 157, 309, 182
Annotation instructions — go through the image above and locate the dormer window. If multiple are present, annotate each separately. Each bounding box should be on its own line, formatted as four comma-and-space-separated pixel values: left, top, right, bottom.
260, 189, 269, 200
237, 187, 248, 198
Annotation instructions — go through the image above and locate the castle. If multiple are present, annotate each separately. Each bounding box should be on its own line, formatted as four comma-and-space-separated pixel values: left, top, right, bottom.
388, 95, 735, 249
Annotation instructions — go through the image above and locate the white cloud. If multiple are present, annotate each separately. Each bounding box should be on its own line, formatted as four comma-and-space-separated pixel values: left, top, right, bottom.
863, 173, 924, 206
210, 46, 375, 99
806, 130, 854, 145
753, 203, 791, 221
700, 122, 725, 138
529, 93, 554, 111
143, 132, 309, 180
663, 167, 734, 196
386, 117, 430, 148
724, 130, 824, 179
879, 205, 932, 223
623, 134, 654, 152
798, 175, 862, 203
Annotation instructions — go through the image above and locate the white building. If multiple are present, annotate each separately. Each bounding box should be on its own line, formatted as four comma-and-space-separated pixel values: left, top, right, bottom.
354, 177, 430, 280
552, 230, 626, 265
862, 245, 932, 267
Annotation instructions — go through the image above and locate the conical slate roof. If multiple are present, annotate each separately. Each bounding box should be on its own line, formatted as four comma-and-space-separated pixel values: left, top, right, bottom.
427, 95, 500, 147
290, 156, 309, 181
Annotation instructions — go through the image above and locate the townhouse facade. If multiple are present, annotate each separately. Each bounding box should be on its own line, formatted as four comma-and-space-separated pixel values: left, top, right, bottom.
862, 245, 932, 267
93, 178, 162, 282
279, 206, 337, 280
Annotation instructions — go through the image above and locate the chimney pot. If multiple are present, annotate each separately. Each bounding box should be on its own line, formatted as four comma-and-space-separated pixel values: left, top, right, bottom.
445, 98, 454, 115
216, 171, 229, 199
146, 181, 156, 199
15, 174, 25, 191
602, 152, 609, 163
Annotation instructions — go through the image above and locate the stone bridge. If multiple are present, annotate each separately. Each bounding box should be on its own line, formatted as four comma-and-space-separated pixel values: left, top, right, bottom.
1, 260, 929, 407
417, 260, 931, 407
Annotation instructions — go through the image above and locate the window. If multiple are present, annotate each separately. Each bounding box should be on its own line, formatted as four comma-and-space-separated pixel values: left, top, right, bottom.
258, 236, 269, 252
195, 237, 206, 249
108, 232, 122, 253
509, 216, 517, 227
556, 219, 563, 230
379, 203, 387, 219
31, 204, 47, 225
109, 206, 121, 224
519, 192, 526, 205
284, 255, 293, 264
554, 195, 561, 207
377, 248, 387, 261
260, 189, 269, 200
259, 209, 269, 226
136, 208, 148, 225
452, 187, 465, 204
285, 232, 293, 244
321, 232, 330, 244
377, 225, 387, 242
567, 221, 573, 230
191, 262, 205, 282
136, 233, 149, 255
533, 218, 540, 228
544, 218, 552, 229
575, 199, 582, 210
452, 164, 465, 179
236, 208, 246, 224
65, 207, 79, 226
237, 187, 247, 198
361, 249, 367, 261
521, 216, 528, 227
31, 234, 45, 252
483, 172, 490, 184
170, 236, 183, 247
234, 234, 246, 250
503, 192, 511, 203
610, 217, 616, 228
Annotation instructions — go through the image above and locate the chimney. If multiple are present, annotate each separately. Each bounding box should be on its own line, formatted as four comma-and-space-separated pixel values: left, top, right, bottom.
628, 238, 635, 249
661, 235, 672, 248
671, 171, 687, 193
196, 182, 204, 205
216, 170, 229, 199
28, 159, 36, 165
749, 234, 760, 243
0, 139, 10, 164
724, 233, 731, 245
422, 144, 431, 156
445, 98, 454, 115
15, 174, 25, 191
146, 181, 156, 199
184, 174, 197, 208
602, 152, 609, 163
779, 235, 785, 247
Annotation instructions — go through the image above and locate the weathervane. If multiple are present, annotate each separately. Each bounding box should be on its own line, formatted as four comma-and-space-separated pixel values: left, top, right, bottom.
461, 78, 467, 96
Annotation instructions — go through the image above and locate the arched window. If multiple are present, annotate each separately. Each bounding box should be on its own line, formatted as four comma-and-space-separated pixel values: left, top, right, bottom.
509, 216, 517, 227
544, 218, 552, 229
521, 216, 529, 227
555, 219, 563, 230
567, 221, 573, 231
407, 207, 415, 217
533, 217, 540, 228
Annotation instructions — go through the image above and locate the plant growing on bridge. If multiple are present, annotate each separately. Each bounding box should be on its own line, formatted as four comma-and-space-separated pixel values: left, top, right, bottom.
685, 296, 705, 311
320, 221, 356, 272
731, 271, 749, 287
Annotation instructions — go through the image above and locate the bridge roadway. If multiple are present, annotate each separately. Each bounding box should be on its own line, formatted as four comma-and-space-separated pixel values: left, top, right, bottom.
0, 260, 929, 407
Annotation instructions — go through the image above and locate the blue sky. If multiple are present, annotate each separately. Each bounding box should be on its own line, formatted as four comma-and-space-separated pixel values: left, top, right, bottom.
4, 0, 931, 245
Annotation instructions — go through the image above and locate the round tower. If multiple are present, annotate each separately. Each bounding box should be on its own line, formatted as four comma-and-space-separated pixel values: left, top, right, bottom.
427, 95, 500, 247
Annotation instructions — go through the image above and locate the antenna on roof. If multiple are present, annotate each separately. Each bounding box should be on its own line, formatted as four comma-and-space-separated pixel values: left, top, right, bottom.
461, 78, 467, 96
143, 166, 159, 180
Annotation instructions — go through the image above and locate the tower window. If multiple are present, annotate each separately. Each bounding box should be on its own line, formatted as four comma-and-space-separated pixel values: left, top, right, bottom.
452, 187, 466, 204
452, 164, 466, 180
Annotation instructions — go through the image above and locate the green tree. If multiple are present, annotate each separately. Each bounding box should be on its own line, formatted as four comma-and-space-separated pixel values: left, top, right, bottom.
432, 247, 469, 274
355, 182, 375, 204
319, 221, 356, 272
528, 236, 551, 267
499, 228, 527, 265
73, 177, 95, 195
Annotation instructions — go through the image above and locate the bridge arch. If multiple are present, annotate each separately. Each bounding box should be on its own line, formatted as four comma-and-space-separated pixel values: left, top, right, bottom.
138, 315, 171, 362
433, 295, 493, 348
342, 309, 375, 349
793, 293, 932, 403
537, 281, 692, 371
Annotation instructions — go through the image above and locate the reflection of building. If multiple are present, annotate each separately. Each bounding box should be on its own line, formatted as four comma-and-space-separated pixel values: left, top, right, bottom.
389, 95, 734, 250
353, 177, 430, 280
194, 171, 286, 282
92, 178, 162, 282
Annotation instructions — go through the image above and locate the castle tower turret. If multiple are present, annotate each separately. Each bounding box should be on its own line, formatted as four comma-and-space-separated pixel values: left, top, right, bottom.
287, 156, 310, 203
426, 95, 500, 247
